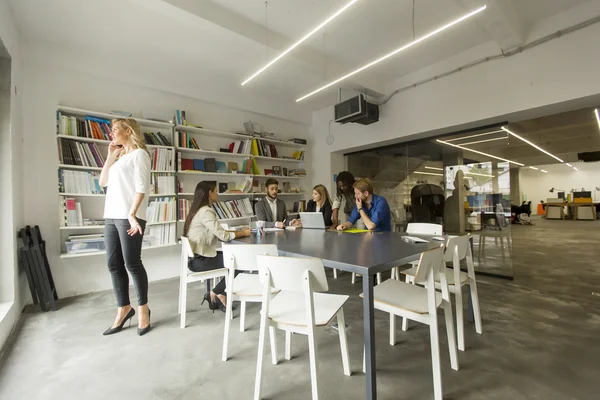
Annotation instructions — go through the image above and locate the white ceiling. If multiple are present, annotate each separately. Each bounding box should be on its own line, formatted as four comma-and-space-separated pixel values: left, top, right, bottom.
8, 0, 595, 118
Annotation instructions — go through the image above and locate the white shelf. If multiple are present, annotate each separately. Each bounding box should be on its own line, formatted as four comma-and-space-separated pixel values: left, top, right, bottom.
57, 134, 110, 145
59, 225, 104, 230
175, 125, 307, 148
253, 156, 304, 163
58, 164, 102, 171
150, 170, 176, 173
59, 193, 105, 197
178, 171, 253, 178
253, 175, 307, 180
178, 215, 254, 223
58, 106, 174, 129
60, 242, 179, 259
149, 193, 176, 197
146, 220, 177, 226
176, 146, 250, 158
147, 144, 175, 150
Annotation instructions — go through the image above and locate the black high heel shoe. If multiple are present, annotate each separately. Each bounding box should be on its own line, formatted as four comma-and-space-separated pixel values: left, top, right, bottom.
137, 309, 151, 336
103, 308, 135, 336
212, 296, 227, 313
202, 292, 219, 313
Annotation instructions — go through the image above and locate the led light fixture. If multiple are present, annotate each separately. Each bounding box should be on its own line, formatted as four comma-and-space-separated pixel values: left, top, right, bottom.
501, 126, 564, 163
446, 129, 504, 142
465, 172, 494, 177
595, 108, 600, 130
425, 166, 444, 171
436, 139, 525, 166
415, 171, 443, 176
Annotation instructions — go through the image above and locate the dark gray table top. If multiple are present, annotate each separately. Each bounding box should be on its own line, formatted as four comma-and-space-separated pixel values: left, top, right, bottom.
233, 229, 439, 275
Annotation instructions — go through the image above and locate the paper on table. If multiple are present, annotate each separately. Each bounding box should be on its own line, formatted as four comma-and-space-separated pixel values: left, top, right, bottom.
341, 228, 370, 233
402, 236, 429, 243
264, 228, 284, 232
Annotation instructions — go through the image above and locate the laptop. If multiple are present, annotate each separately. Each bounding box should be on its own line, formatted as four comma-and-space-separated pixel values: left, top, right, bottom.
299, 212, 326, 229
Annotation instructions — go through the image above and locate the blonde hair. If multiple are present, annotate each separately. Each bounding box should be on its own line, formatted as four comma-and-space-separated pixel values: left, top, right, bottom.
313, 184, 332, 205
353, 178, 373, 194
111, 118, 150, 157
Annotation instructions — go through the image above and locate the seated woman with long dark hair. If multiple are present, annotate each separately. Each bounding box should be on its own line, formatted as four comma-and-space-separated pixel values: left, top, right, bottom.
183, 181, 250, 312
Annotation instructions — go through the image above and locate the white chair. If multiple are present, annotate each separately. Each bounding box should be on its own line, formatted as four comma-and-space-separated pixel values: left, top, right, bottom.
390, 223, 443, 280
221, 244, 279, 361
401, 234, 483, 351
178, 237, 229, 329
362, 244, 458, 400
254, 255, 350, 400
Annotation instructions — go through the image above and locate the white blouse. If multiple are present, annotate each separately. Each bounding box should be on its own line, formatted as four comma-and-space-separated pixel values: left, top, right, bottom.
103, 149, 151, 220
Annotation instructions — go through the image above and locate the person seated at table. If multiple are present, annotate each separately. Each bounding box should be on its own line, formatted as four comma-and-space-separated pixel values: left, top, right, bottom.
296, 184, 333, 227
255, 178, 300, 228
184, 181, 250, 312
337, 178, 391, 232
332, 171, 356, 228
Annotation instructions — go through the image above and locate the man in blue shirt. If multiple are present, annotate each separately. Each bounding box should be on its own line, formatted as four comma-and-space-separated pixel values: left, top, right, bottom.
336, 178, 391, 232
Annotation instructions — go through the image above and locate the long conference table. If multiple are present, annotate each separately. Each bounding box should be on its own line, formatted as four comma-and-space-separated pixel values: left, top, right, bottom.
234, 229, 438, 400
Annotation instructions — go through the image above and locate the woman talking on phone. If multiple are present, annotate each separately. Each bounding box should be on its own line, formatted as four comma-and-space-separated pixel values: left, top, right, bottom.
99, 118, 152, 336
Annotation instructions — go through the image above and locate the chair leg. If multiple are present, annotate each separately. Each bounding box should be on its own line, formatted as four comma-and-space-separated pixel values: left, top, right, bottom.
269, 326, 278, 365
362, 346, 366, 373
254, 304, 269, 400
390, 268, 395, 280
377, 273, 382, 285
455, 286, 465, 351
222, 294, 234, 361
443, 301, 459, 371
285, 330, 292, 361
389, 313, 396, 346
307, 324, 321, 400
429, 315, 443, 400
336, 309, 351, 376
351, 273, 356, 284
240, 301, 247, 332
402, 274, 412, 331
470, 280, 483, 335
179, 280, 187, 329
333, 269, 338, 279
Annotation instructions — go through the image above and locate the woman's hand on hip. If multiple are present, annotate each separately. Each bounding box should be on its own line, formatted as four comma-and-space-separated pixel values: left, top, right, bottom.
127, 215, 143, 236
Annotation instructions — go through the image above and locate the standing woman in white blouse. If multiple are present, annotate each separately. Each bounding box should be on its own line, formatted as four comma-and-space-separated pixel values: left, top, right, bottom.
99, 118, 152, 336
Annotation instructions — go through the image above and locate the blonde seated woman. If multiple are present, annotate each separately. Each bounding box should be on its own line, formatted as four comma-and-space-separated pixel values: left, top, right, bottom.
302, 184, 334, 227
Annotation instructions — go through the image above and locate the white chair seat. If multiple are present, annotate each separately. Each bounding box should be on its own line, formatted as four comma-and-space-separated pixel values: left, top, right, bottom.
363, 279, 442, 314
268, 292, 349, 327
186, 268, 229, 282
401, 267, 469, 286
233, 273, 280, 297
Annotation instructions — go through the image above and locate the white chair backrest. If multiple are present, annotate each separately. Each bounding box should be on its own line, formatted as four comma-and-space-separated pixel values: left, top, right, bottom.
413, 244, 445, 284
407, 223, 443, 235
257, 255, 328, 293
222, 244, 279, 272
180, 236, 193, 258
444, 234, 470, 262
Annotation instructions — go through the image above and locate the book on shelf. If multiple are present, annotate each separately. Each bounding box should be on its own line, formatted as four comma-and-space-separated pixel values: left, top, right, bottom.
59, 170, 105, 194
212, 198, 253, 220
144, 223, 176, 247
57, 113, 112, 140
293, 200, 307, 213
178, 131, 200, 149
204, 158, 217, 173
146, 197, 176, 223
250, 138, 280, 159
175, 110, 188, 126
144, 132, 171, 146
150, 173, 175, 195
58, 139, 105, 167
241, 158, 260, 175
292, 150, 305, 160
179, 198, 191, 221
150, 148, 174, 171
228, 139, 252, 155
60, 197, 84, 227
288, 168, 307, 177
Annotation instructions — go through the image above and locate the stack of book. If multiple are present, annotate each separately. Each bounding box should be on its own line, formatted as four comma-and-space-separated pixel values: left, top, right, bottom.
150, 174, 175, 195
212, 199, 253, 220
146, 197, 176, 223
293, 200, 307, 213
144, 224, 176, 247
292, 150, 305, 160
144, 132, 171, 146
178, 198, 191, 221
58, 140, 105, 167
60, 198, 83, 227
288, 168, 307, 177
250, 138, 279, 158
175, 110, 188, 126
65, 233, 105, 254
179, 131, 200, 149
58, 114, 112, 140
228, 139, 252, 154
58, 170, 105, 194
150, 148, 174, 171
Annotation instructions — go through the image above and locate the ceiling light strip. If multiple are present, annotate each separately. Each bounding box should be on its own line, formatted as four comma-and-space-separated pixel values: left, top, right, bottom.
241, 0, 360, 86
595, 108, 600, 131
459, 136, 508, 146
529, 166, 539, 170
540, 169, 548, 173
296, 5, 487, 102
436, 139, 525, 166
415, 171, 443, 176
445, 129, 504, 142
501, 126, 564, 163
465, 172, 495, 177
424, 166, 444, 171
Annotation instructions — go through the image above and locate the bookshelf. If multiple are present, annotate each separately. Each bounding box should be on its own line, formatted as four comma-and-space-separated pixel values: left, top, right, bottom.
55, 106, 310, 258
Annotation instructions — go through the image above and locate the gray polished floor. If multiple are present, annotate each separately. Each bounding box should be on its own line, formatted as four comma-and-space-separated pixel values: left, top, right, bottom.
0, 217, 599, 399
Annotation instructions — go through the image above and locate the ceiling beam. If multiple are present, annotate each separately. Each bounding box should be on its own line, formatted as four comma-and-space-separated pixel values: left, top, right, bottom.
129, 0, 385, 97
454, 0, 529, 51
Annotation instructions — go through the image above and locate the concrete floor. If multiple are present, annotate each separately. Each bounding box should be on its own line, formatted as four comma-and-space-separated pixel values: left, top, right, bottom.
1, 217, 599, 399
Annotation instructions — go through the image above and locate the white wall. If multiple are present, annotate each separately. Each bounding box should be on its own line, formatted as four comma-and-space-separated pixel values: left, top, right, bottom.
309, 1, 600, 194
0, 0, 26, 351
520, 161, 600, 214
19, 52, 309, 299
